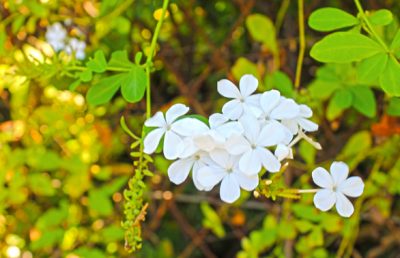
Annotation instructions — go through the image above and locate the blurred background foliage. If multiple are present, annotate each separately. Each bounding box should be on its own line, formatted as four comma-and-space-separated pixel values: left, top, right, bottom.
1, 0, 400, 257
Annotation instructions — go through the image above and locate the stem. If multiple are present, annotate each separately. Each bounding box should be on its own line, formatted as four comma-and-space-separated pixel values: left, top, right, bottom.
145, 0, 170, 119
296, 189, 319, 193
294, 0, 305, 88
275, 0, 290, 33
354, 0, 389, 51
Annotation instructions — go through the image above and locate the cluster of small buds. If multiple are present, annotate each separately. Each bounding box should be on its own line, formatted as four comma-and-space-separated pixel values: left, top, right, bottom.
45, 22, 86, 60
143, 74, 364, 217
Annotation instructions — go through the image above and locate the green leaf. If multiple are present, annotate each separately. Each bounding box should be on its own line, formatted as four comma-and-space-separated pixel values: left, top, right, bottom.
120, 65, 147, 103
246, 14, 277, 53
87, 50, 107, 73
390, 29, 400, 51
69, 79, 81, 91
310, 32, 385, 63
201, 203, 225, 238
327, 88, 353, 120
387, 97, 400, 116
86, 74, 125, 105
278, 221, 297, 240
231, 57, 260, 82
379, 56, 400, 96
308, 8, 359, 32
271, 71, 294, 97
368, 9, 393, 26
88, 189, 113, 216
79, 69, 93, 82
339, 131, 371, 158
28, 173, 55, 196
349, 86, 376, 117
108, 50, 134, 69
299, 140, 316, 165
357, 53, 388, 83
308, 80, 341, 100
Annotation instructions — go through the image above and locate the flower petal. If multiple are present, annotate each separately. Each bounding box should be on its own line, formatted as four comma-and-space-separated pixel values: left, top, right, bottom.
270, 99, 300, 120
209, 113, 228, 128
258, 147, 281, 173
313, 189, 336, 211
178, 137, 199, 158
335, 192, 354, 217
275, 144, 293, 161
299, 104, 313, 118
225, 134, 250, 155
222, 99, 243, 120
165, 103, 189, 124
168, 158, 194, 184
163, 131, 183, 160
260, 90, 280, 114
281, 119, 298, 134
209, 149, 230, 168
339, 176, 364, 197
330, 161, 349, 186
239, 74, 258, 97
239, 149, 262, 175
258, 121, 285, 147
217, 79, 241, 98
143, 128, 165, 154
220, 174, 241, 203
234, 171, 259, 191
239, 114, 260, 143
215, 121, 244, 138
192, 163, 212, 191
144, 111, 165, 127
197, 165, 226, 188
312, 167, 333, 188
172, 118, 209, 136
298, 118, 318, 132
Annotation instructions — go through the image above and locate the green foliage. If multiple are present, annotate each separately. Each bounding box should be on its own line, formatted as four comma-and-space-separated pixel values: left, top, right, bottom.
200, 203, 225, 238
85, 50, 147, 105
308, 8, 359, 32
246, 14, 278, 54
310, 32, 384, 63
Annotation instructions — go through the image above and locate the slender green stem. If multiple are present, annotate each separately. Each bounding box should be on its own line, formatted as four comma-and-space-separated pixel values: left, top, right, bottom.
354, 0, 389, 51
275, 0, 290, 33
294, 0, 305, 88
296, 189, 319, 194
145, 0, 170, 119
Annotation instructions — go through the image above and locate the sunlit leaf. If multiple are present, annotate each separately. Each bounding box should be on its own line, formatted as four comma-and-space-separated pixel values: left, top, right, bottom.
309, 8, 359, 32
310, 32, 385, 63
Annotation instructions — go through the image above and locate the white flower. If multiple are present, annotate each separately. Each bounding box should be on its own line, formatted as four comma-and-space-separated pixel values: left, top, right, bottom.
45, 23, 67, 51
282, 104, 318, 134
229, 115, 285, 175
259, 91, 300, 122
192, 113, 243, 152
274, 144, 293, 161
65, 38, 86, 60
197, 150, 259, 203
217, 74, 261, 120
167, 151, 212, 190
312, 161, 364, 217
144, 104, 208, 160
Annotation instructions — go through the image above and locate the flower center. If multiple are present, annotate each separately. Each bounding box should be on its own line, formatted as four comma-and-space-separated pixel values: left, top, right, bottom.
239, 97, 244, 103
166, 124, 171, 131
194, 155, 200, 160
251, 144, 257, 149
332, 185, 337, 192
226, 167, 233, 173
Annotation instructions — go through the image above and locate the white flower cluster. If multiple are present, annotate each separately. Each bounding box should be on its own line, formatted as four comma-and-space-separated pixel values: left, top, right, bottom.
143, 74, 319, 203
45, 22, 86, 60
